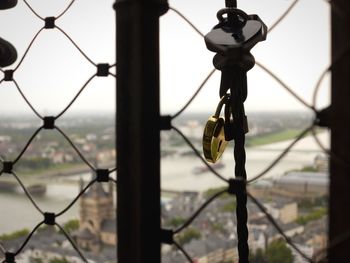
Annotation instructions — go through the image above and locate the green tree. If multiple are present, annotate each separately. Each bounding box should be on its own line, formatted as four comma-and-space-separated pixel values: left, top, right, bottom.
203, 187, 230, 199
266, 239, 293, 263
0, 229, 29, 241
296, 207, 327, 225
176, 228, 201, 246
30, 258, 43, 263
49, 257, 70, 263
250, 248, 266, 263
220, 199, 237, 213
166, 217, 186, 228
62, 219, 80, 232
211, 222, 225, 234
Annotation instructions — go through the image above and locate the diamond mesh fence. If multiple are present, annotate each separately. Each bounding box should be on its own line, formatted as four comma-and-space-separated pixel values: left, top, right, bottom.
0, 0, 349, 263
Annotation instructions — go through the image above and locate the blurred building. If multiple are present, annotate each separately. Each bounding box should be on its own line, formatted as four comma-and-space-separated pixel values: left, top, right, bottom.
76, 179, 116, 253
273, 172, 328, 196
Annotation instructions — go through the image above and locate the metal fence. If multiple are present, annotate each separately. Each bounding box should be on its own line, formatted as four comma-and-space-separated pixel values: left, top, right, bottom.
1, 0, 350, 262
0, 1, 116, 262
157, 2, 331, 262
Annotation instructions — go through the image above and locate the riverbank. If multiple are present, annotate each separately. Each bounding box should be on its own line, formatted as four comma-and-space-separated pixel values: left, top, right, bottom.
13, 161, 116, 179
247, 129, 304, 147
0, 132, 328, 234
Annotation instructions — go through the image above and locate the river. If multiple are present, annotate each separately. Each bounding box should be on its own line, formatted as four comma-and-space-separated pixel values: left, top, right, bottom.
0, 132, 329, 234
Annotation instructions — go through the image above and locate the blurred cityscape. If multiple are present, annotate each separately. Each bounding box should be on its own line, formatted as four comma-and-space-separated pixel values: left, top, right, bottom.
0, 111, 329, 263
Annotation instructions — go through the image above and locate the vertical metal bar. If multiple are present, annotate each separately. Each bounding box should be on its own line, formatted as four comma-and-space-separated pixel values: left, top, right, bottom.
330, 1, 350, 262
225, 0, 237, 24
116, 0, 167, 262
225, 0, 237, 8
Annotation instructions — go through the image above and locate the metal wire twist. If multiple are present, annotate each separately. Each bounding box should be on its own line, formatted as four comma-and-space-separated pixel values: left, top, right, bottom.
232, 118, 249, 263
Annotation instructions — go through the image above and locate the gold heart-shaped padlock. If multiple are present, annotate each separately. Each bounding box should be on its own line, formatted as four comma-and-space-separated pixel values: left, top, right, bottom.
203, 95, 230, 163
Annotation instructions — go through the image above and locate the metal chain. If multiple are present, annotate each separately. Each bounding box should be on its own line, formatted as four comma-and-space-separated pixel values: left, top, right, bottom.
231, 102, 249, 262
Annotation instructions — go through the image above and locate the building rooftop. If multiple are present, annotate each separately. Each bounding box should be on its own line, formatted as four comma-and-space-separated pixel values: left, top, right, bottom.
275, 172, 328, 186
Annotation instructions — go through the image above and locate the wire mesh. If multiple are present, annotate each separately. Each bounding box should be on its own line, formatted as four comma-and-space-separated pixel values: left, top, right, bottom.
0, 0, 346, 262
160, 1, 344, 263
0, 1, 116, 262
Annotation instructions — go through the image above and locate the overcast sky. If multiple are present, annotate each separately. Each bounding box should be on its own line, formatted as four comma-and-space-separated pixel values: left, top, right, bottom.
0, 0, 330, 117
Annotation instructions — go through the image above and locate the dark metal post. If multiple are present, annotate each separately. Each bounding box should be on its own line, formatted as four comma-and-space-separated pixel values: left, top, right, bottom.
116, 0, 168, 262
330, 1, 350, 262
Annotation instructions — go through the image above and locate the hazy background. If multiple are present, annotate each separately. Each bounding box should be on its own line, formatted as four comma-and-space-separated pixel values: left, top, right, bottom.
0, 0, 330, 116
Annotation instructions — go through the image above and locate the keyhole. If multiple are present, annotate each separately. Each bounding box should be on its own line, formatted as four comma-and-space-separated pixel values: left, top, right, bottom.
218, 140, 223, 152
232, 32, 244, 41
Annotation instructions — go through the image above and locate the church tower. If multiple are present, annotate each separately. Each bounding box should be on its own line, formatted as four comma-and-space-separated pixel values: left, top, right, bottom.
76, 176, 116, 253
79, 179, 114, 232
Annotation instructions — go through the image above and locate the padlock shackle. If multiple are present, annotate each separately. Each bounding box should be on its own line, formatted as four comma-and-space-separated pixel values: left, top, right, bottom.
224, 99, 232, 123
225, 0, 237, 24
216, 8, 249, 29
214, 94, 230, 117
